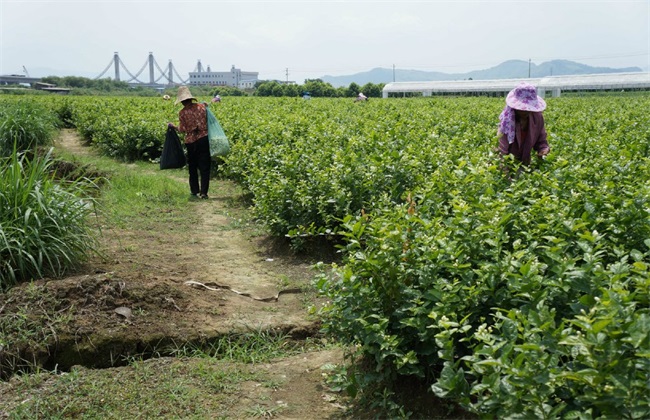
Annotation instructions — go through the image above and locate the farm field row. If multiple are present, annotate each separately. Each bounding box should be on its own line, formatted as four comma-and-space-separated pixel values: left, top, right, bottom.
2, 94, 649, 417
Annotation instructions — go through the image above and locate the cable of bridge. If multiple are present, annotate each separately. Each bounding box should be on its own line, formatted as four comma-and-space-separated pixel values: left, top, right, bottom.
154, 73, 167, 84
95, 52, 191, 85
95, 57, 115, 80
153, 57, 173, 84
127, 57, 150, 83
120, 56, 147, 84
152, 56, 189, 85
172, 62, 189, 85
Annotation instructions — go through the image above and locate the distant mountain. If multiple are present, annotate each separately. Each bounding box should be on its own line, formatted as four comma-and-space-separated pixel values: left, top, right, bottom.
320, 60, 644, 87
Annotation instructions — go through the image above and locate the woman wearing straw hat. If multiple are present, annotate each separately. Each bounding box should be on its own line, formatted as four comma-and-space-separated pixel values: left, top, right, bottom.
168, 86, 211, 199
497, 82, 550, 165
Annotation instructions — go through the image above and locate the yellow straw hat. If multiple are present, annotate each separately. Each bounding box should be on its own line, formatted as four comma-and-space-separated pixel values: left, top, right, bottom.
175, 86, 196, 105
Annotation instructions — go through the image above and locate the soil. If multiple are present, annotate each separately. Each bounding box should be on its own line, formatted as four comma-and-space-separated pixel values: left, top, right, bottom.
0, 130, 350, 418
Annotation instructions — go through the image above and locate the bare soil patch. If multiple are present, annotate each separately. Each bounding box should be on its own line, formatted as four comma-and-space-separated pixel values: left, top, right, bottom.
0, 129, 348, 418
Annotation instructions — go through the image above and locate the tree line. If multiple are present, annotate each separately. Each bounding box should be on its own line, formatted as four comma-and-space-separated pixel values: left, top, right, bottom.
35, 76, 384, 98
253, 79, 385, 98
40, 76, 159, 96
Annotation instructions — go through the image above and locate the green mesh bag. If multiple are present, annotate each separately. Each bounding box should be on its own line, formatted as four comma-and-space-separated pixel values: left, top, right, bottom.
206, 106, 230, 158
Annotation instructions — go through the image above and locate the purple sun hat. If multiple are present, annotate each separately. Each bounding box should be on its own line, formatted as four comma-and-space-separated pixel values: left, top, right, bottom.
506, 82, 546, 112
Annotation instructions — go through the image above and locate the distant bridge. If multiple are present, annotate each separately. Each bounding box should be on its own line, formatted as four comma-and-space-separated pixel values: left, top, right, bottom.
1, 52, 196, 89
95, 52, 193, 88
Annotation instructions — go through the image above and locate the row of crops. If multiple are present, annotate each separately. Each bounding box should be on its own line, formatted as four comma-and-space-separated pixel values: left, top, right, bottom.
1, 94, 648, 417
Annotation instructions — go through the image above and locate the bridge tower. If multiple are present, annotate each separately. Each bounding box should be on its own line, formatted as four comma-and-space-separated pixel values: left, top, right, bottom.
113, 52, 120, 81
168, 60, 174, 84
148, 52, 155, 84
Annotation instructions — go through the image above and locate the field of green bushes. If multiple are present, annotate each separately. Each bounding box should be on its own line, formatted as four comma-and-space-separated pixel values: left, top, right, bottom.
1, 93, 648, 418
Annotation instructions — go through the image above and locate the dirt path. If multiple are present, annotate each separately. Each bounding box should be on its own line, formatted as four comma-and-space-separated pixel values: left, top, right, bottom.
0, 130, 348, 418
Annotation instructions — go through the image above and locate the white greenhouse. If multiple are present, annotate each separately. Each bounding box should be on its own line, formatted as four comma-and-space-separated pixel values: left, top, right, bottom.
381, 72, 650, 98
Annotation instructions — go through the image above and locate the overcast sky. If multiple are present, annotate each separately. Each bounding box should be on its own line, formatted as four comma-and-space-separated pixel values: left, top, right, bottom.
1, 0, 648, 83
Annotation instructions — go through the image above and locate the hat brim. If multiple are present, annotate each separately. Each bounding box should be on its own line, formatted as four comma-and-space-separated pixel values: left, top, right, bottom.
506, 92, 546, 112
174, 96, 196, 105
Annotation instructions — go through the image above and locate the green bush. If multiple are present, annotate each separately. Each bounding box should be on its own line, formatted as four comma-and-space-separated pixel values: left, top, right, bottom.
317, 168, 650, 418
0, 149, 98, 289
52, 98, 75, 128
315, 96, 650, 418
69, 97, 175, 162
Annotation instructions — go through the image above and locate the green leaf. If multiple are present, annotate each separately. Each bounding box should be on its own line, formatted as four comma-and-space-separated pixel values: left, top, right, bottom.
592, 319, 612, 334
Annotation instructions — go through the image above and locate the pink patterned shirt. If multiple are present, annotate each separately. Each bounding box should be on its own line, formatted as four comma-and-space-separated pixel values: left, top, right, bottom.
178, 102, 208, 144
498, 112, 549, 165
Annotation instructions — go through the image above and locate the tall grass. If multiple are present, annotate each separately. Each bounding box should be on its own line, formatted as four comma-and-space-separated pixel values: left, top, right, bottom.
0, 100, 57, 157
0, 148, 98, 289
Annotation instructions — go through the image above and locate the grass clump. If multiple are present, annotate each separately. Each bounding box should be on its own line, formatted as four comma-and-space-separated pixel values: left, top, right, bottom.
100, 169, 191, 229
0, 330, 327, 419
0, 358, 259, 418
171, 329, 299, 364
0, 100, 57, 157
52, 146, 194, 231
0, 148, 98, 289
0, 281, 75, 380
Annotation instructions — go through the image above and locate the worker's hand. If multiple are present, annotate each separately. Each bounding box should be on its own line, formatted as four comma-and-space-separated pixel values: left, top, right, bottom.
167, 123, 176, 130
537, 148, 550, 158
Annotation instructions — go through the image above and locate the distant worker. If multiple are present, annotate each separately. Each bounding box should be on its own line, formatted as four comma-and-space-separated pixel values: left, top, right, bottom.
167, 86, 211, 200
212, 94, 221, 103
497, 82, 549, 165
163, 94, 171, 100
355, 92, 367, 102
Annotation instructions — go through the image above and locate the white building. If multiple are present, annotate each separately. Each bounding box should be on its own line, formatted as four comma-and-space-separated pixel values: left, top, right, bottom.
382, 72, 650, 98
238, 79, 258, 89
189, 64, 258, 88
